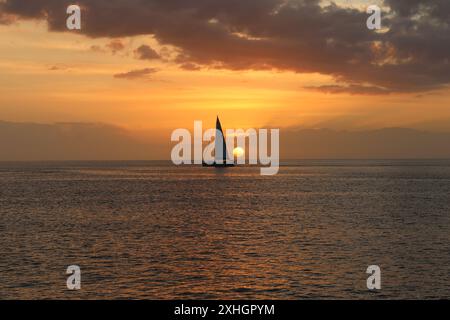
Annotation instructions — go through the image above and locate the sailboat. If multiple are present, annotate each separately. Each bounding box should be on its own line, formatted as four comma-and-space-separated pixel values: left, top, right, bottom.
202, 116, 235, 167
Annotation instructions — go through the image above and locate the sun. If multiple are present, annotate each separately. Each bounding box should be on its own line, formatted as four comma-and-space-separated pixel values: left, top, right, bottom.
233, 147, 245, 158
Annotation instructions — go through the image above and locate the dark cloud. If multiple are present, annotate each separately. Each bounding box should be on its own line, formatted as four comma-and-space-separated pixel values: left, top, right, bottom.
385, 0, 450, 20
1, 0, 450, 93
135, 45, 160, 60
113, 67, 158, 80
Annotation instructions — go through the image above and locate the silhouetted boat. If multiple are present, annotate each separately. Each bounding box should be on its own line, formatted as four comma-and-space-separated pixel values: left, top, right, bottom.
203, 116, 234, 167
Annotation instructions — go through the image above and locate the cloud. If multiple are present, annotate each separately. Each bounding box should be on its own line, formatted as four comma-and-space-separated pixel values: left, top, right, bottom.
179, 62, 202, 71
3, 120, 450, 160
0, 120, 167, 160
1, 0, 450, 94
48, 64, 70, 71
113, 67, 158, 80
280, 127, 450, 159
305, 84, 391, 95
106, 39, 125, 54
134, 45, 160, 60
385, 0, 450, 20
90, 40, 125, 54
0, 11, 15, 24
90, 44, 105, 53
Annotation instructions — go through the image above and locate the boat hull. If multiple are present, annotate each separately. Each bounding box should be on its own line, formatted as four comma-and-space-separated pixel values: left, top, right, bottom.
202, 161, 235, 168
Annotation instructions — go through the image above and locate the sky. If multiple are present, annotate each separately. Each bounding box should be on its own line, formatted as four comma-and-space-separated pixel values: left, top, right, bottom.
0, 0, 450, 159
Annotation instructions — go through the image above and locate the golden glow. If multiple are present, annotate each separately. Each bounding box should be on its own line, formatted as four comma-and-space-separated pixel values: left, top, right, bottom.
1, 20, 450, 135
233, 147, 245, 158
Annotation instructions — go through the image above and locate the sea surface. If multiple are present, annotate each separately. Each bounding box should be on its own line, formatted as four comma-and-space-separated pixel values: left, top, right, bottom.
0, 160, 449, 299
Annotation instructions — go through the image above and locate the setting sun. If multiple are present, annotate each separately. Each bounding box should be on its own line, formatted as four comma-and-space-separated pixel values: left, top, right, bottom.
233, 147, 245, 158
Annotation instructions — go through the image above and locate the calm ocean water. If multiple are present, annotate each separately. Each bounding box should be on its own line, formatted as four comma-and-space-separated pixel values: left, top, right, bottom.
0, 160, 449, 299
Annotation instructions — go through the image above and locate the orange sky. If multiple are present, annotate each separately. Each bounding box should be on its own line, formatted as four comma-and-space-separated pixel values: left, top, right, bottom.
1, 19, 450, 134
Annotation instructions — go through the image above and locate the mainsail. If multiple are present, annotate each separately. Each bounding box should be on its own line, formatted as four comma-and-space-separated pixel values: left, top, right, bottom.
215, 116, 228, 164
203, 116, 234, 167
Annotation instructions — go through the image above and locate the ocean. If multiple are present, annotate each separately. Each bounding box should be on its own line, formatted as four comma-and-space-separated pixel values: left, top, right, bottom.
0, 160, 449, 299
